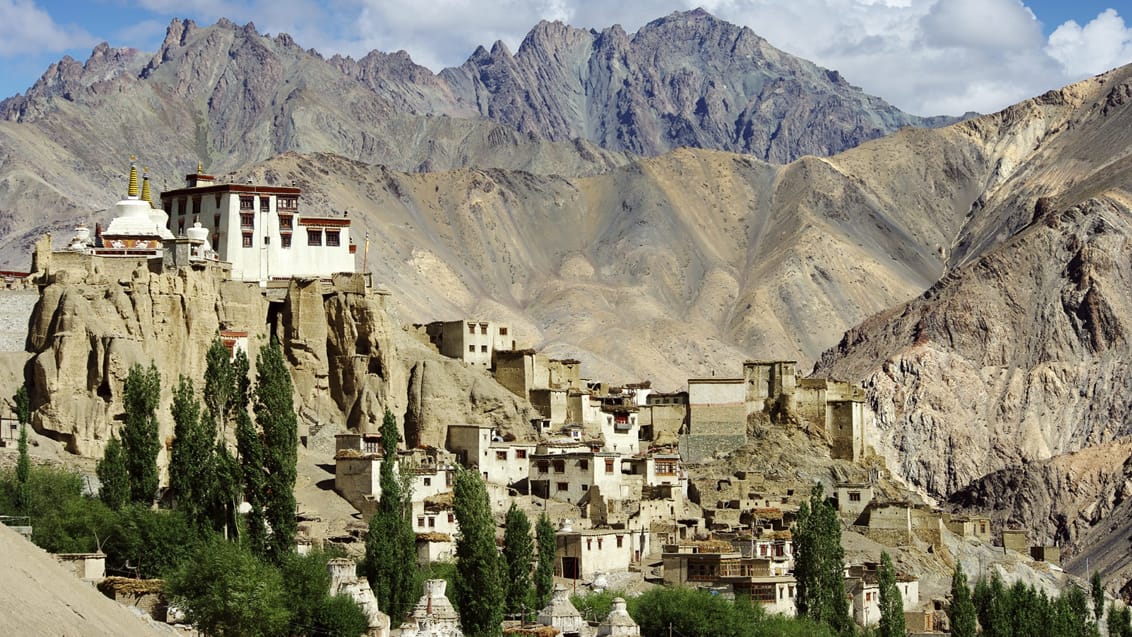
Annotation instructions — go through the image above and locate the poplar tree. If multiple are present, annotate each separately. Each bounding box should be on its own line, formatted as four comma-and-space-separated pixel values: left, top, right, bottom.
502, 502, 534, 618
14, 386, 30, 514
169, 376, 214, 529
364, 408, 420, 624
204, 338, 248, 538
949, 562, 977, 637
534, 512, 556, 610
121, 362, 161, 505
453, 468, 504, 637
877, 551, 905, 637
1091, 572, 1104, 623
793, 483, 851, 635
97, 435, 129, 511
254, 339, 298, 563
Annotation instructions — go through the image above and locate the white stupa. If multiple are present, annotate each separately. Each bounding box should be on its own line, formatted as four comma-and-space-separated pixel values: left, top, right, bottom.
99, 159, 173, 251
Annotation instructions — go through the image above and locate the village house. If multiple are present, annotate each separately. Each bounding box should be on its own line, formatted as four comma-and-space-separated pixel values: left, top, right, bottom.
661, 539, 797, 616
334, 435, 456, 515
836, 481, 875, 523
639, 391, 688, 444
1002, 529, 1029, 553
845, 563, 920, 627
160, 164, 356, 285
417, 320, 514, 369
555, 521, 649, 579
54, 552, 106, 581
854, 501, 945, 548
681, 377, 748, 463
446, 424, 535, 489
943, 513, 992, 542
530, 449, 630, 503
412, 493, 458, 563
742, 361, 867, 462
598, 405, 640, 454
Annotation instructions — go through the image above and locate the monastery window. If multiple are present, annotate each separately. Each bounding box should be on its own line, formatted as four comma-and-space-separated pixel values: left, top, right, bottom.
849, 491, 861, 502
586, 539, 592, 550
281, 234, 292, 249
557, 482, 568, 492
496, 450, 508, 461
192, 197, 201, 215
176, 198, 185, 215
417, 516, 425, 527
616, 535, 623, 548
326, 230, 341, 247
499, 327, 508, 336
516, 449, 527, 460
468, 345, 475, 353
553, 460, 565, 473
260, 198, 270, 212
214, 193, 222, 207
579, 459, 588, 470
468, 323, 476, 334
213, 213, 220, 228
480, 323, 488, 334
448, 513, 454, 524
240, 196, 254, 210
537, 460, 549, 473
581, 484, 588, 491
279, 215, 293, 230
481, 345, 488, 353
240, 213, 254, 229
279, 197, 297, 211
597, 538, 602, 549
605, 459, 614, 473
428, 517, 436, 528
242, 233, 253, 248
307, 229, 322, 246
656, 460, 676, 476
615, 412, 629, 425
423, 477, 431, 487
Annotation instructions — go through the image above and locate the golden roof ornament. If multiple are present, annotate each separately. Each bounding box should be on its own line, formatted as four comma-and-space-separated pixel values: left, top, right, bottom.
140, 167, 153, 205
197, 160, 203, 173
127, 155, 139, 198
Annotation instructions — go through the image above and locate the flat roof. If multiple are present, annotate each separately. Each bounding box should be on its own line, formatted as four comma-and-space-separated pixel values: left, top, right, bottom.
162, 183, 301, 197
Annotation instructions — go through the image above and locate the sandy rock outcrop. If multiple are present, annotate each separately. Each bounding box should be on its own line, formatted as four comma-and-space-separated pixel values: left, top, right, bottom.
23, 262, 532, 461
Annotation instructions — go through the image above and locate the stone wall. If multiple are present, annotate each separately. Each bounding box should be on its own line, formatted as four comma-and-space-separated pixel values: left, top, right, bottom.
679, 433, 748, 464
0, 290, 38, 352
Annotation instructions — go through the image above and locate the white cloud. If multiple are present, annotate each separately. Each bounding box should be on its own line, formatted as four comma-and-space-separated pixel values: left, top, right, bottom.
0, 0, 97, 56
1046, 9, 1132, 77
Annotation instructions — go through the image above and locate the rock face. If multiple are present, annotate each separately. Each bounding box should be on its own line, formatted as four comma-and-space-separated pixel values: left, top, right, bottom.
23, 259, 534, 459
440, 10, 954, 161
815, 67, 1132, 500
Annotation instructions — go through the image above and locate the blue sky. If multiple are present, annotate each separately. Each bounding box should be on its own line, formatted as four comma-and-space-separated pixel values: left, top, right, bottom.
1, 0, 1130, 115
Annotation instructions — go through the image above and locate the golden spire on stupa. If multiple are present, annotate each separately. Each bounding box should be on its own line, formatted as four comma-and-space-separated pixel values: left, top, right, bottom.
197, 160, 203, 174
127, 155, 139, 198
141, 167, 153, 206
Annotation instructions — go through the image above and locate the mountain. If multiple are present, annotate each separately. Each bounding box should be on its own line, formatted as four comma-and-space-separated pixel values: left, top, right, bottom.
440, 10, 960, 160
814, 66, 1132, 502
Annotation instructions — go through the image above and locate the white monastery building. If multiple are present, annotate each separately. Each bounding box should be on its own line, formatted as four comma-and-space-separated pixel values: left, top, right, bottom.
160, 165, 356, 284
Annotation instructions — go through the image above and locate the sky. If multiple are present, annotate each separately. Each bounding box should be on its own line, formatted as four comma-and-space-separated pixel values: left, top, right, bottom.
1, 0, 1131, 116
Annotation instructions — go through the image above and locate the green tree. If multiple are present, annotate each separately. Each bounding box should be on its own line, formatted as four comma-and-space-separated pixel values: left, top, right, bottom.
877, 551, 905, 637
169, 376, 215, 530
534, 511, 555, 610
204, 337, 237, 435
254, 339, 298, 563
453, 468, 504, 637
314, 594, 372, 637
120, 362, 161, 505
949, 562, 977, 637
793, 484, 851, 635
502, 502, 534, 618
166, 538, 291, 637
237, 400, 267, 554
1091, 571, 1105, 623
364, 408, 420, 624
96, 435, 129, 511
279, 550, 369, 637
974, 572, 1008, 637
14, 386, 30, 515
203, 338, 249, 537
1108, 604, 1132, 637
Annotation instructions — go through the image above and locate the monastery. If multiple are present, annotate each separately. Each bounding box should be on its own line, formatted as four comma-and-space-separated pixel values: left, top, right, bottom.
47, 158, 357, 285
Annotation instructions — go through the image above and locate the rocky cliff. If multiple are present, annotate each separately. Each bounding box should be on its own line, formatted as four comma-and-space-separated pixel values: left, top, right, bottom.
815, 66, 1132, 500
22, 251, 534, 460
440, 9, 956, 160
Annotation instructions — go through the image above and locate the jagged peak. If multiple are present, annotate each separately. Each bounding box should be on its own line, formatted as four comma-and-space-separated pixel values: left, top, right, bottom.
489, 39, 512, 58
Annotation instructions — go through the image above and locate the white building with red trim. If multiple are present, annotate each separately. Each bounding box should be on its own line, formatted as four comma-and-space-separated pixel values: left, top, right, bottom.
161, 167, 355, 284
